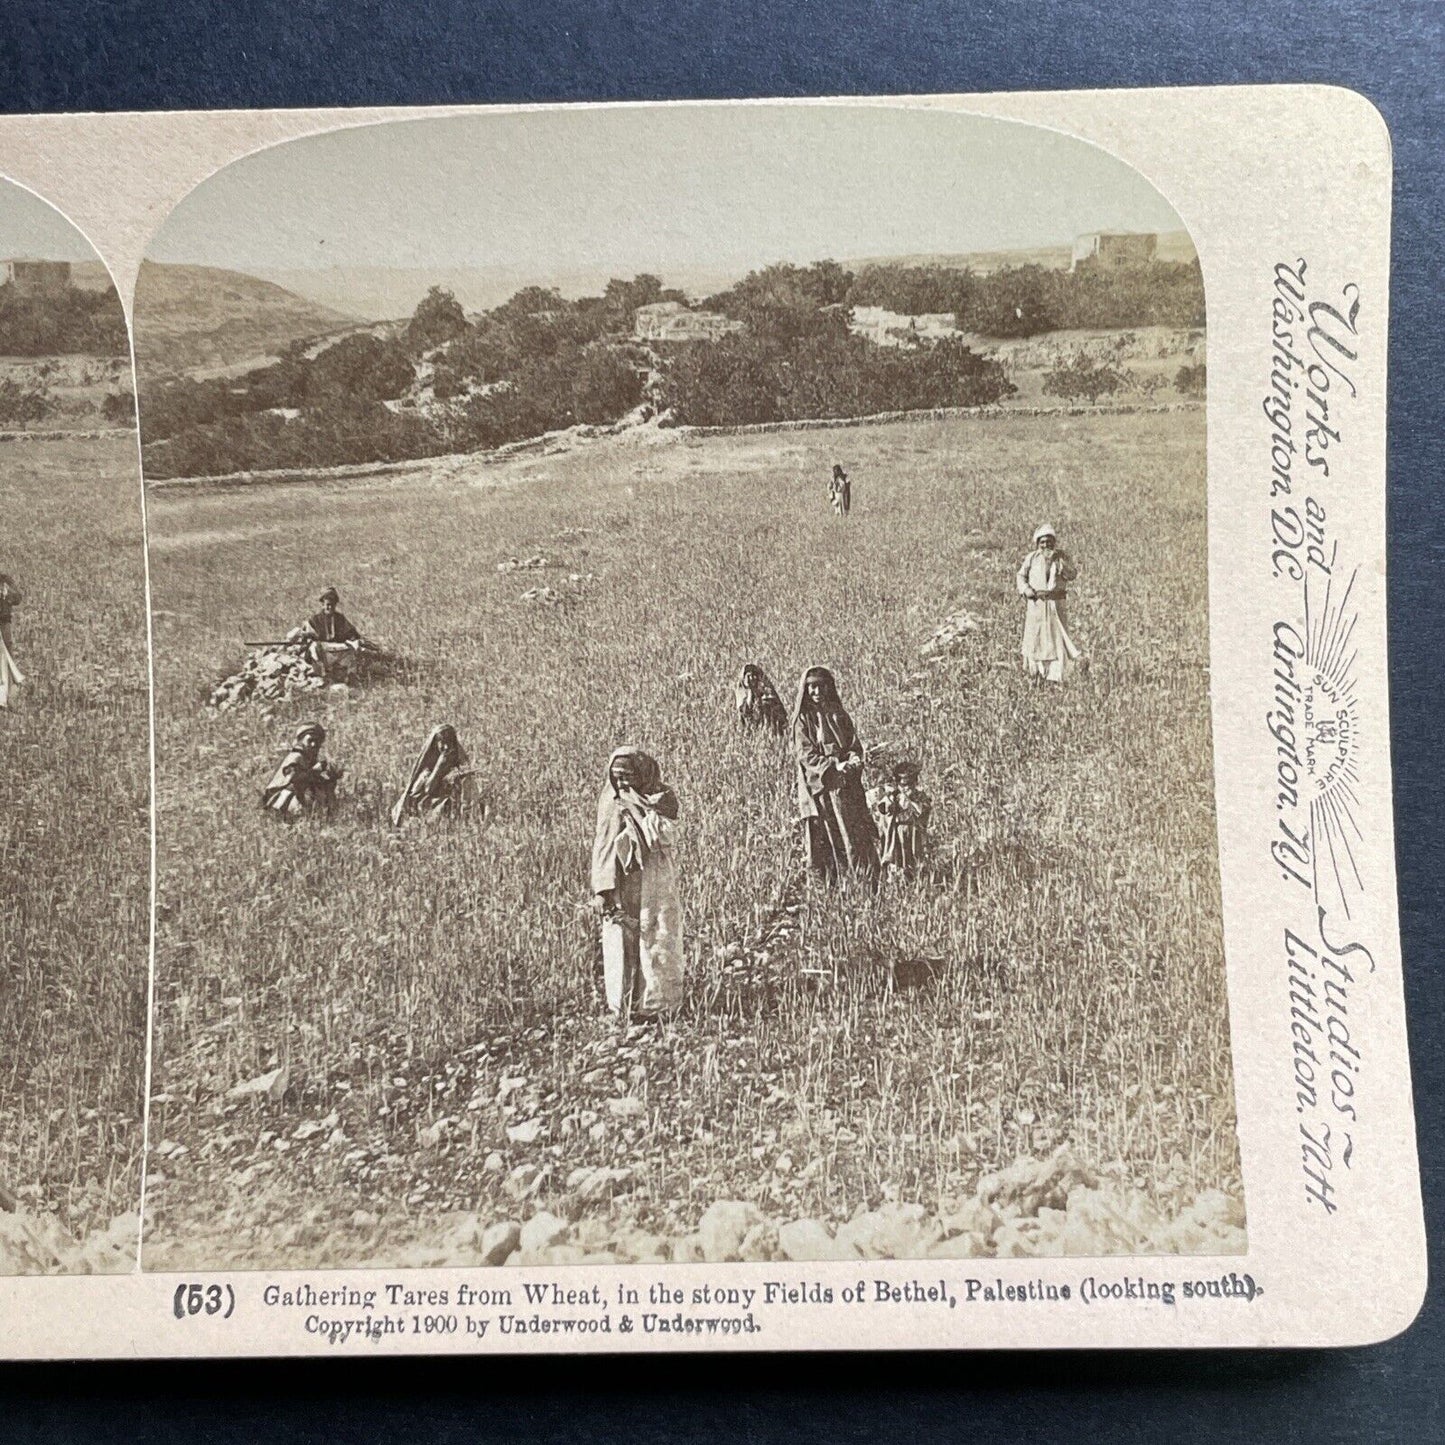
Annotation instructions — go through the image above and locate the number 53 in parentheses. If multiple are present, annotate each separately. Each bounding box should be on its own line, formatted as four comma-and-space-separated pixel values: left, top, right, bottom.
173, 1282, 236, 1321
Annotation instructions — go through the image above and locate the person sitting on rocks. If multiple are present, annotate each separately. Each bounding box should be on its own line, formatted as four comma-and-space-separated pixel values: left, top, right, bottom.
868, 758, 932, 878
735, 662, 788, 739
391, 724, 477, 825
293, 587, 364, 679
262, 723, 342, 818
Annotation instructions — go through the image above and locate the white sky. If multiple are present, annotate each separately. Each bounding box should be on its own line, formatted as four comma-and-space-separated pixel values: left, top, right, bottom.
148, 105, 1187, 277
0, 178, 104, 262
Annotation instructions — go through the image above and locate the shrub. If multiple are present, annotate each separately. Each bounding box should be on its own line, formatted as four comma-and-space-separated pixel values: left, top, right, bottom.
102, 390, 137, 424
1042, 352, 1129, 404
1175, 362, 1207, 397
0, 378, 48, 425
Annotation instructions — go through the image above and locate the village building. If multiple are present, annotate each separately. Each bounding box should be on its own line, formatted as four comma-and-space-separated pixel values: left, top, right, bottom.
0, 258, 73, 296
633, 300, 744, 343
1070, 232, 1158, 273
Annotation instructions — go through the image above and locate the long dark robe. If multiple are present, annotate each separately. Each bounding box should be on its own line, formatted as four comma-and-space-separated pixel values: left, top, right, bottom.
735, 664, 788, 739
305, 609, 361, 644
391, 726, 476, 825
262, 740, 339, 817
792, 670, 879, 884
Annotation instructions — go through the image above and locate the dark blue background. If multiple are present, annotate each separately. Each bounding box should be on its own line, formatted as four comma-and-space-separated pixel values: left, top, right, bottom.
1, 2, 1439, 1439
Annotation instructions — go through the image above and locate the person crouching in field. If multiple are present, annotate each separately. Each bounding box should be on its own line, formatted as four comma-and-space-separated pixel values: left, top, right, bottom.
793, 667, 880, 887
1017, 523, 1083, 683
294, 587, 364, 679
391, 724, 477, 825
0, 571, 25, 710
735, 662, 788, 738
868, 759, 932, 879
590, 747, 684, 1019
262, 723, 342, 818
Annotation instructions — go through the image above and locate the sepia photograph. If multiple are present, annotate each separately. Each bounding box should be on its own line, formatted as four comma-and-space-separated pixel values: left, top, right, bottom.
0, 179, 148, 1273
134, 104, 1244, 1272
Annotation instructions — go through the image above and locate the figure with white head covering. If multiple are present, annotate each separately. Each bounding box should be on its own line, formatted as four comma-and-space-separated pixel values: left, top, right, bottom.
1017, 524, 1082, 683
261, 722, 342, 817
0, 571, 25, 709
391, 724, 477, 825
792, 666, 880, 886
590, 746, 684, 1018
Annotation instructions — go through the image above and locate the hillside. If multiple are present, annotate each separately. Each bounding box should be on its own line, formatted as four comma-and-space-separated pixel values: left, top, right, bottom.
850, 230, 1198, 274
133, 263, 363, 379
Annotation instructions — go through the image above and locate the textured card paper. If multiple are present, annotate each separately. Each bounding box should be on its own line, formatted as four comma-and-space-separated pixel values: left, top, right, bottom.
0, 86, 1424, 1356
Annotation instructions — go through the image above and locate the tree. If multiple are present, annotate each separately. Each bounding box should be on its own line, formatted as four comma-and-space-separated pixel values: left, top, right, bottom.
405, 286, 468, 353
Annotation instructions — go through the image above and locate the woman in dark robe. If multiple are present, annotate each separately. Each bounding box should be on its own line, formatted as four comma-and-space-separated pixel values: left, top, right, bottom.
792, 666, 879, 885
391, 724, 477, 825
261, 723, 341, 818
734, 662, 788, 739
590, 746, 684, 1018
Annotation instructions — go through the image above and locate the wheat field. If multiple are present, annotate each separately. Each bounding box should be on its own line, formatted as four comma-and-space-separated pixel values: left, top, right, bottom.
0, 434, 150, 1256
141, 408, 1240, 1268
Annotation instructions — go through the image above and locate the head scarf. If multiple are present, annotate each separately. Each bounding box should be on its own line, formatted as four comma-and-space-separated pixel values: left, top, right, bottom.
736, 661, 781, 704
1032, 524, 1057, 544
792, 665, 845, 725
591, 746, 677, 894
391, 724, 469, 825
319, 587, 340, 604
295, 723, 326, 748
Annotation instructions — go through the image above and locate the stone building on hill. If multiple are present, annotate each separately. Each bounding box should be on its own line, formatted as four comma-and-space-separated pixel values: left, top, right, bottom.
1070, 232, 1158, 273
634, 300, 744, 342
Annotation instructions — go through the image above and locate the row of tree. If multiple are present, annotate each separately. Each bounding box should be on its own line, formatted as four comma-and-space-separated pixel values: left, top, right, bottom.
140, 254, 1201, 478
0, 285, 128, 356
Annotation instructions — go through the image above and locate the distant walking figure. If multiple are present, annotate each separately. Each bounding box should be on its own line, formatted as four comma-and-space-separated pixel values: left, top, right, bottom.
590, 746, 684, 1018
1017, 523, 1082, 683
735, 662, 788, 739
262, 723, 342, 817
0, 572, 25, 710
392, 724, 477, 825
868, 759, 932, 878
829, 464, 851, 518
792, 666, 880, 886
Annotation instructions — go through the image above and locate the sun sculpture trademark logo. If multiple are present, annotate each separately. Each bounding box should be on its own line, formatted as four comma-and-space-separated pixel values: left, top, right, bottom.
1301, 569, 1362, 919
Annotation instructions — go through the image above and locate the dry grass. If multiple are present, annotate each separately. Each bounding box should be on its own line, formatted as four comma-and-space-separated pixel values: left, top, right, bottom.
142, 409, 1240, 1268
0, 434, 149, 1254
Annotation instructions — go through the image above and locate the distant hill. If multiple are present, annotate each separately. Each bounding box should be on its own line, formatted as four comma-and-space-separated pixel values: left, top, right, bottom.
133, 263, 362, 378
848, 230, 1197, 274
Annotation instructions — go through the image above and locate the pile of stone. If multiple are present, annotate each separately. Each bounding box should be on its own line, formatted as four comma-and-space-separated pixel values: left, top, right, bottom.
208, 644, 326, 713
919, 608, 985, 662
496, 554, 548, 574
518, 573, 593, 608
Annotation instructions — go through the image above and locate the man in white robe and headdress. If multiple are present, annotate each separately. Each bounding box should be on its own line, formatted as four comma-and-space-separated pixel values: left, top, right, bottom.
1017, 524, 1082, 683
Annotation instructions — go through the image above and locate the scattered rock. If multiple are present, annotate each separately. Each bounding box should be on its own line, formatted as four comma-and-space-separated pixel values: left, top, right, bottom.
778, 1218, 857, 1262
565, 1166, 635, 1203
518, 1212, 569, 1254
225, 1066, 290, 1104
479, 1220, 522, 1266
698, 1200, 765, 1263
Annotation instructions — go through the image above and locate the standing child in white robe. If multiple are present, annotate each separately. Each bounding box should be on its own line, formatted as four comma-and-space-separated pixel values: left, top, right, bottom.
1017, 523, 1082, 683
590, 746, 684, 1018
